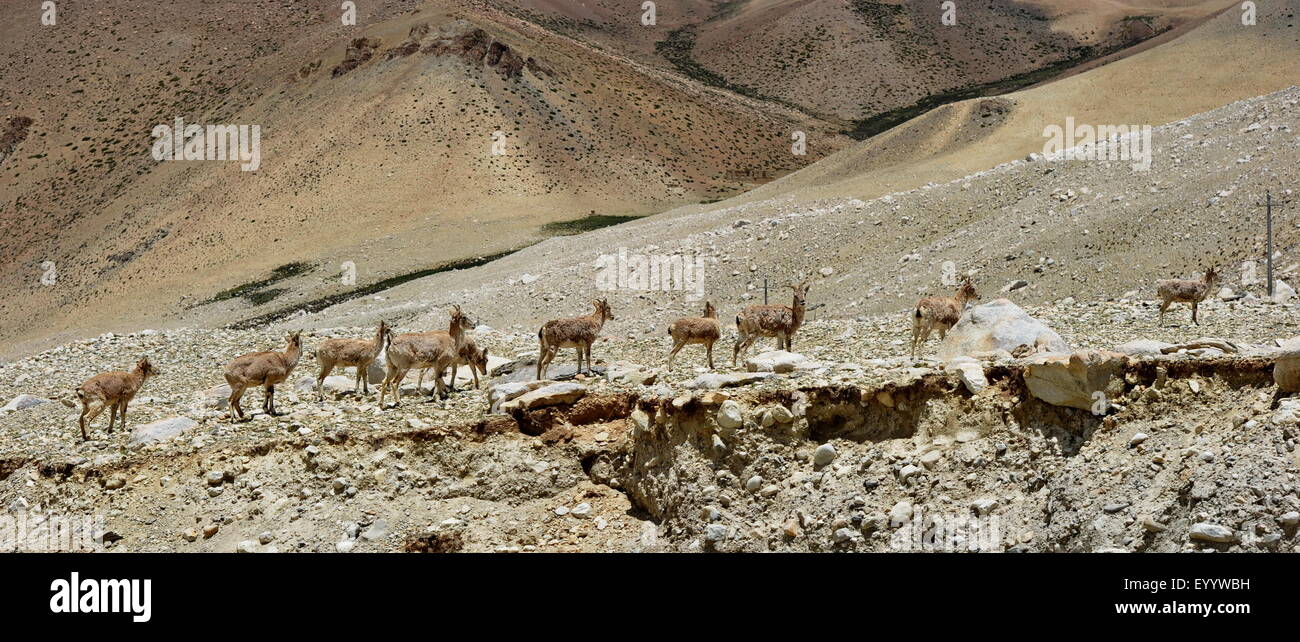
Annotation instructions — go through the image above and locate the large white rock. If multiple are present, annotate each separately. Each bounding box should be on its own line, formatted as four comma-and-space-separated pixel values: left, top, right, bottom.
745, 350, 811, 373
716, 400, 744, 429
499, 382, 587, 413
948, 359, 988, 394
605, 361, 659, 385
487, 380, 552, 414
1189, 523, 1236, 543
1273, 280, 1296, 304
1274, 338, 1300, 393
193, 384, 232, 411
1114, 339, 1174, 357
1, 394, 50, 414
1024, 350, 1128, 411
937, 299, 1068, 359
129, 416, 199, 446
366, 352, 388, 384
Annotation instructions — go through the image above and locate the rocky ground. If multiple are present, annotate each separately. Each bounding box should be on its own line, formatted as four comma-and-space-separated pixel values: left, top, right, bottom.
2, 295, 1299, 552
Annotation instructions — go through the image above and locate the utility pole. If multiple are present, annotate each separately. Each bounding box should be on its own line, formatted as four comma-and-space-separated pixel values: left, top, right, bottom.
1255, 191, 1293, 298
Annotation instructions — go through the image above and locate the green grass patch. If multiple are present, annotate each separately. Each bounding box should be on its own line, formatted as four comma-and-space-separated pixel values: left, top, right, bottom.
540, 214, 641, 237
227, 248, 525, 330
207, 262, 314, 304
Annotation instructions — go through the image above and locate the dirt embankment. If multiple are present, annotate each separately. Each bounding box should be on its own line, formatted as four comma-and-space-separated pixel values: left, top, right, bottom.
4, 352, 1297, 553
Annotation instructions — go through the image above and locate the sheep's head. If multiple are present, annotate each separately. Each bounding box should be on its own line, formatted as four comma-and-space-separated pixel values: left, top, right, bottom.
789, 281, 810, 308
597, 298, 614, 321
958, 277, 979, 303
137, 357, 160, 377
703, 301, 717, 318
450, 305, 474, 331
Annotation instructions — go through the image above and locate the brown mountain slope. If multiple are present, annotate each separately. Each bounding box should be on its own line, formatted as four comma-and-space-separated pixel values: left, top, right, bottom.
295, 2, 1299, 339
493, 0, 1234, 123
0, 0, 845, 356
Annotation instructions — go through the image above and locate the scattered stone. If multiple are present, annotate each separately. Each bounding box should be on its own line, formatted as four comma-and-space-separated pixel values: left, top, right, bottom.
768, 405, 794, 424
971, 498, 998, 516
1188, 523, 1236, 543
362, 519, 390, 540
128, 416, 199, 447
889, 501, 914, 527
1025, 350, 1128, 411
813, 443, 837, 466
716, 400, 744, 429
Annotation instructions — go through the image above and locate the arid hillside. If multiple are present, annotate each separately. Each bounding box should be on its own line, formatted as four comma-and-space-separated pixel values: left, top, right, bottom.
0, 0, 845, 357
289, 5, 1300, 346
493, 0, 1234, 123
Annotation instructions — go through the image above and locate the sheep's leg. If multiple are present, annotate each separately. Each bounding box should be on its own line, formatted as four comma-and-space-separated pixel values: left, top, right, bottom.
432, 365, 448, 400
397, 368, 410, 405
585, 344, 594, 375
106, 403, 118, 433
667, 341, 684, 368
229, 386, 245, 421
910, 314, 922, 358
706, 341, 715, 370
1192, 301, 1199, 325
379, 368, 396, 407
734, 336, 754, 365
1158, 300, 1170, 325
118, 399, 129, 432
265, 385, 276, 416
536, 347, 550, 380
80, 401, 104, 440
916, 325, 933, 355
316, 361, 334, 401
448, 363, 459, 394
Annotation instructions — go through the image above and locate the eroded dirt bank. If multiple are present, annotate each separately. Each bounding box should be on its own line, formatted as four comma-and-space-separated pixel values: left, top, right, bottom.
4, 355, 1297, 553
